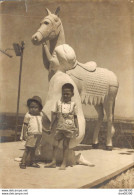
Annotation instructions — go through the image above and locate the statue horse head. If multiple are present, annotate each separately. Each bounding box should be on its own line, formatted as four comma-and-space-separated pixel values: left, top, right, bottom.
32, 7, 65, 47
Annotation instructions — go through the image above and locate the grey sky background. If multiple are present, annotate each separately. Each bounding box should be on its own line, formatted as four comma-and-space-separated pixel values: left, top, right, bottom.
0, 0, 134, 119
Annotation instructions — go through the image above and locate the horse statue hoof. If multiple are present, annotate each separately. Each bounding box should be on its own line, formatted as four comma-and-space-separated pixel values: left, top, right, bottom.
105, 146, 113, 151
92, 143, 99, 149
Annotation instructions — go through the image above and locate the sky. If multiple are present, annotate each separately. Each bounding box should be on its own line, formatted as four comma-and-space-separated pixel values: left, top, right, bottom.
0, 0, 134, 119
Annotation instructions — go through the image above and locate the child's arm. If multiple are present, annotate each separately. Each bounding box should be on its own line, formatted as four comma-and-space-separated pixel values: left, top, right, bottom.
74, 115, 79, 137
42, 42, 52, 62
50, 111, 57, 131
73, 103, 79, 137
41, 111, 57, 134
50, 101, 58, 131
23, 123, 28, 141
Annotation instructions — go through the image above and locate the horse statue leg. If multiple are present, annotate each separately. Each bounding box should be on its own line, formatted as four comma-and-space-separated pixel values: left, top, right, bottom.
92, 104, 104, 148
92, 86, 118, 150
104, 86, 118, 150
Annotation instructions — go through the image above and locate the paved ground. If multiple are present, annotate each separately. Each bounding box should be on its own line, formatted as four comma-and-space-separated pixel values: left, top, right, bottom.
0, 142, 134, 189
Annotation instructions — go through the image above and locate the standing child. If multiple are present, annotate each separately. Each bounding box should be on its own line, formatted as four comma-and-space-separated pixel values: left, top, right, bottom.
45, 83, 79, 170
19, 96, 44, 169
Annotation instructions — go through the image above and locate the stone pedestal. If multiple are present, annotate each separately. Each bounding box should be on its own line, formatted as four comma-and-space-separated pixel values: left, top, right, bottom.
39, 142, 76, 166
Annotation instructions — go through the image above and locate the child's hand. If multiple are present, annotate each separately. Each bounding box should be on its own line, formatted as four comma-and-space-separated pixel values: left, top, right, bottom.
46, 130, 51, 135
45, 130, 51, 135
42, 126, 51, 135
43, 129, 51, 135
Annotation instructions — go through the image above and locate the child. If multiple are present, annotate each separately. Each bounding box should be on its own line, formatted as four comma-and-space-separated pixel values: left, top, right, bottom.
45, 83, 79, 170
19, 96, 44, 169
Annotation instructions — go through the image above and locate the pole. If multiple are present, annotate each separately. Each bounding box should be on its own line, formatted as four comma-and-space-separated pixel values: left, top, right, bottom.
15, 41, 25, 141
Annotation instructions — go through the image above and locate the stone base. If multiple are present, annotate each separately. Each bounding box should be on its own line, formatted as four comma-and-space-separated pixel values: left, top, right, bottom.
37, 142, 76, 166
14, 141, 94, 166
36, 142, 94, 167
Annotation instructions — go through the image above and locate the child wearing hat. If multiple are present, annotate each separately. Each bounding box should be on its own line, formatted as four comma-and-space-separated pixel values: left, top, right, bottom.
20, 96, 44, 169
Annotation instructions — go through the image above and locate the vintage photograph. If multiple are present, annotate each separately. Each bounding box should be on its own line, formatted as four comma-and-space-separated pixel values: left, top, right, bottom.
0, 0, 134, 190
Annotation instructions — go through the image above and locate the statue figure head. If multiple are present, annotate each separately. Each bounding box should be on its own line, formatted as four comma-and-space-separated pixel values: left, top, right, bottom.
50, 44, 77, 72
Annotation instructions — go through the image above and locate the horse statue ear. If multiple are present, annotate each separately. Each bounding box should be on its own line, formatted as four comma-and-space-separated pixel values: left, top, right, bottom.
55, 6, 60, 16
45, 8, 52, 15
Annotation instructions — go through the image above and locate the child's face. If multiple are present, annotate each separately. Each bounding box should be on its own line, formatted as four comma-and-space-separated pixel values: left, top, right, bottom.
50, 51, 60, 67
62, 88, 74, 103
28, 101, 41, 115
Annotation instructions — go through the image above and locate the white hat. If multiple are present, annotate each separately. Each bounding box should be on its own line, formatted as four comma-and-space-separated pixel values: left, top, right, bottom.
55, 44, 76, 69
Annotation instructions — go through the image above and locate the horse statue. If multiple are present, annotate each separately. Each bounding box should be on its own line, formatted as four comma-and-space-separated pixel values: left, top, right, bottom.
31, 7, 119, 150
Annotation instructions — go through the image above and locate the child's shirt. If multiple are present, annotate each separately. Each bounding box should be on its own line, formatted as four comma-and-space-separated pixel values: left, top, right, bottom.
23, 112, 43, 135
53, 99, 78, 115
53, 99, 78, 132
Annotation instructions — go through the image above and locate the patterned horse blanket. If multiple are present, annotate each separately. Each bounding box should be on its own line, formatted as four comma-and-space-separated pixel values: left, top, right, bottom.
81, 67, 109, 105
68, 67, 110, 105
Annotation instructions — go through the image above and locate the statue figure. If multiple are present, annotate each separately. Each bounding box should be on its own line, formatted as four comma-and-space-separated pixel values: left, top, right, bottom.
36, 43, 94, 166
32, 7, 119, 150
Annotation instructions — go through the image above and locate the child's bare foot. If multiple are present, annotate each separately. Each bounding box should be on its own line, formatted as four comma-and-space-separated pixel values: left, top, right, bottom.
59, 164, 66, 170
44, 162, 56, 168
